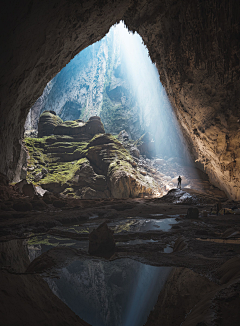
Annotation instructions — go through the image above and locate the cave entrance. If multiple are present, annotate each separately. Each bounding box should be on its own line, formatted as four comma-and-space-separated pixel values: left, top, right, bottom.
25, 22, 183, 158
24, 22, 217, 199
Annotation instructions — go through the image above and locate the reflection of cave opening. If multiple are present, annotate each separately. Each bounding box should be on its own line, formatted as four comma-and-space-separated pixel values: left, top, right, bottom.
24, 21, 222, 197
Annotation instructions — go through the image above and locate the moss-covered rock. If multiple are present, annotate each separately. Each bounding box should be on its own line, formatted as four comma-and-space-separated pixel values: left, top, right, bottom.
53, 116, 105, 138
38, 111, 63, 137
38, 112, 105, 140
24, 127, 160, 199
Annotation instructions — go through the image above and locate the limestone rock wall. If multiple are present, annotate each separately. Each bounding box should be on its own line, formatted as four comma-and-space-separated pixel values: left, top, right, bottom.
0, 0, 240, 198
25, 24, 145, 140
124, 0, 240, 198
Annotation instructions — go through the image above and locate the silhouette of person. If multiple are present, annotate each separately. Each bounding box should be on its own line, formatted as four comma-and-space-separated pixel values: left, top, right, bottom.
177, 175, 182, 189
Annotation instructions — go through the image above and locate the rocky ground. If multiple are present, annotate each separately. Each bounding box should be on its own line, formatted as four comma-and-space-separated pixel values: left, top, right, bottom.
1, 181, 240, 325
1, 113, 239, 325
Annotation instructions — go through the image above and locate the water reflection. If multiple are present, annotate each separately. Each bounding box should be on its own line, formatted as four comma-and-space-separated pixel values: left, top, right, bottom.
46, 259, 171, 326
52, 217, 178, 235
27, 216, 175, 325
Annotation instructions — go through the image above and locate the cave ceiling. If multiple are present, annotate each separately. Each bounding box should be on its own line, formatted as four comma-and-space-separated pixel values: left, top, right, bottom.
0, 0, 240, 199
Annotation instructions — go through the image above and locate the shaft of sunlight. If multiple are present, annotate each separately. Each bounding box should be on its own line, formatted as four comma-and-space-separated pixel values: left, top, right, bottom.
113, 22, 187, 158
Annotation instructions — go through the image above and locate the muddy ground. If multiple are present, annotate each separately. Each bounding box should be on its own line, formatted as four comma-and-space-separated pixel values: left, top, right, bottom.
1, 188, 240, 325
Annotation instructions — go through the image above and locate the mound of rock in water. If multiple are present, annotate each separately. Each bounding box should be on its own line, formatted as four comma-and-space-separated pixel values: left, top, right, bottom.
25, 116, 160, 199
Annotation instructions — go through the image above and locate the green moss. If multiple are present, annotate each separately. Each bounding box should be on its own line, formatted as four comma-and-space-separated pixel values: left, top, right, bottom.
24, 136, 89, 184
40, 158, 88, 186
24, 131, 137, 189
24, 137, 51, 182
61, 120, 80, 128
39, 112, 63, 127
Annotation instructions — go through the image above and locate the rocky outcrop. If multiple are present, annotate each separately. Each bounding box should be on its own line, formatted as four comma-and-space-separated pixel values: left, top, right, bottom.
38, 111, 63, 137
38, 112, 105, 139
25, 121, 160, 199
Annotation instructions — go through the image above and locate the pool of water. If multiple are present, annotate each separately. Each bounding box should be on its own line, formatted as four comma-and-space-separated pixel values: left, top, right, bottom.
45, 258, 171, 326
116, 239, 158, 246
113, 218, 178, 233
53, 217, 178, 235
27, 216, 174, 326
27, 235, 89, 261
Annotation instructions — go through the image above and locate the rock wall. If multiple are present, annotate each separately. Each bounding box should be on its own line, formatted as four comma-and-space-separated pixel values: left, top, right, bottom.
25, 24, 145, 140
124, 0, 240, 198
0, 0, 240, 198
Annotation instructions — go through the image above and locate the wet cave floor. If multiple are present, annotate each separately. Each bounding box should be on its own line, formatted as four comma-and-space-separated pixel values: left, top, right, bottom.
1, 191, 240, 325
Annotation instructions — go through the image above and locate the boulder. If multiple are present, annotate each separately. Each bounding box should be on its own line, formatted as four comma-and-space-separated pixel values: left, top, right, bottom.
118, 130, 129, 141
130, 146, 140, 158
186, 207, 199, 219
38, 111, 63, 137
88, 222, 115, 257
22, 184, 36, 198
35, 185, 47, 196
108, 166, 153, 198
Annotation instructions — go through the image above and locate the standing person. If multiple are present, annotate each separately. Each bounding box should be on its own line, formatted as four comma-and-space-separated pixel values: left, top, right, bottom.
177, 175, 182, 189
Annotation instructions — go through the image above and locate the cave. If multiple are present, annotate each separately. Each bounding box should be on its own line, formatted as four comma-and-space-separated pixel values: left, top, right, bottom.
1, 1, 240, 325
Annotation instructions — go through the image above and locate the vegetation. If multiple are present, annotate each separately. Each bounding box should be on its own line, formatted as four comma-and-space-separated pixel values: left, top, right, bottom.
24, 128, 155, 198
24, 136, 89, 185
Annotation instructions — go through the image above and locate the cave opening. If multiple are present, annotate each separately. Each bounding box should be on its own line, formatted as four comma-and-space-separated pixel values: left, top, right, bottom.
24, 21, 212, 198
1, 1, 240, 326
